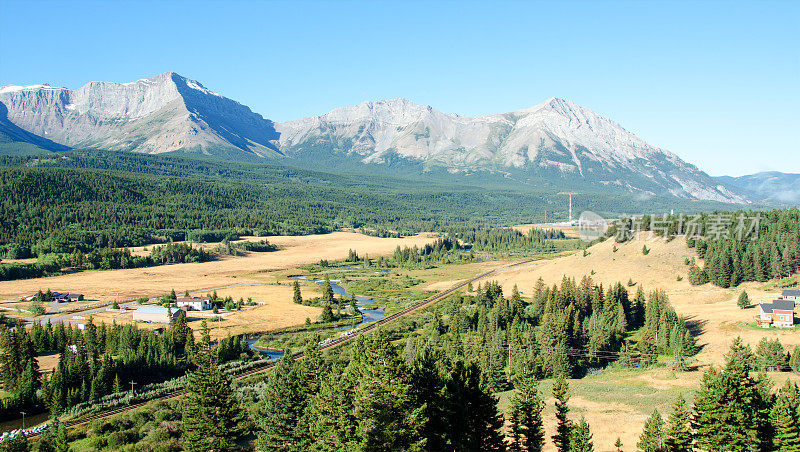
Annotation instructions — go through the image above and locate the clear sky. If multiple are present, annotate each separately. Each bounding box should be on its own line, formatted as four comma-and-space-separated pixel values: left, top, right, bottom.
1, 0, 797, 176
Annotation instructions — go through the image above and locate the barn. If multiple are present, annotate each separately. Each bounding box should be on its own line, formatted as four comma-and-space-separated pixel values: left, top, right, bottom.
133, 306, 180, 323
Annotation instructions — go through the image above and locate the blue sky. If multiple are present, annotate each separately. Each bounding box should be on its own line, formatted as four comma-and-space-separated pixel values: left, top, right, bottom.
1, 0, 797, 176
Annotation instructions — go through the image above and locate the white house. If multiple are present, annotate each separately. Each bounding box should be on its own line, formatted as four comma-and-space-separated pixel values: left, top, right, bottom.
782, 290, 800, 302
176, 296, 213, 311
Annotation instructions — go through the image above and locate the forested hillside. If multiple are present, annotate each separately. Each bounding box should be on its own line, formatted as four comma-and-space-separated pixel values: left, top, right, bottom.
610, 209, 800, 287
0, 150, 739, 257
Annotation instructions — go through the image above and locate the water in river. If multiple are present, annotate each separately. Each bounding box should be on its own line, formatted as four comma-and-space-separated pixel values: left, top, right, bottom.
248, 275, 386, 358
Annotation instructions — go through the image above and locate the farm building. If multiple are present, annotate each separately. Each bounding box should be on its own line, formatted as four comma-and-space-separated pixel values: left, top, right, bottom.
176, 296, 212, 311
19, 292, 83, 302
133, 306, 181, 323
55, 293, 84, 303
782, 290, 800, 302
758, 300, 795, 328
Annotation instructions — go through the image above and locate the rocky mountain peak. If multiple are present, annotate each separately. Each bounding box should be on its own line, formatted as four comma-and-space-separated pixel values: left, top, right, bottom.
0, 73, 280, 157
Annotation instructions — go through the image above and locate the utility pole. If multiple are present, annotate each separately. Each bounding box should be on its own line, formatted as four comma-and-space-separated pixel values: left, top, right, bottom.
558, 192, 580, 223
20, 411, 25, 430
129, 380, 137, 392
506, 345, 512, 382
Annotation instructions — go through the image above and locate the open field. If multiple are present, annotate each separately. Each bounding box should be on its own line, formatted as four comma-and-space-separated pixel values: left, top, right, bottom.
0, 231, 435, 305
498, 365, 800, 451
475, 233, 798, 368
477, 233, 800, 448
512, 223, 582, 238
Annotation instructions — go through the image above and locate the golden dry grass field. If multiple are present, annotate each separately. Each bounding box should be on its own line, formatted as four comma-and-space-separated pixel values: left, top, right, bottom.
1, 232, 435, 334
478, 233, 799, 450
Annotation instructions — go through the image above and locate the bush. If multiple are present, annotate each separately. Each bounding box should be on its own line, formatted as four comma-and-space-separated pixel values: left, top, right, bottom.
29, 300, 46, 316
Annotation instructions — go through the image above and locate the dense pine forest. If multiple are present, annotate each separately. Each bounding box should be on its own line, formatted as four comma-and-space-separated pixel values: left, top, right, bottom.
5, 279, 800, 450
0, 150, 735, 256
0, 315, 249, 422
610, 208, 800, 287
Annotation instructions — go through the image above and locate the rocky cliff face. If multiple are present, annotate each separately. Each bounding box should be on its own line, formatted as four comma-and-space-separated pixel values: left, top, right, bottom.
277, 97, 744, 203
0, 73, 280, 157
0, 73, 745, 202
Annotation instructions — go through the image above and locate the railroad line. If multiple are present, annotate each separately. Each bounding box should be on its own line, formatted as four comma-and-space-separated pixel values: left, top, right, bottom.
29, 258, 536, 434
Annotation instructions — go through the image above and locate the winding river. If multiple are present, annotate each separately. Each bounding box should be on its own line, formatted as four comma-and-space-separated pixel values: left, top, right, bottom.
248, 275, 386, 359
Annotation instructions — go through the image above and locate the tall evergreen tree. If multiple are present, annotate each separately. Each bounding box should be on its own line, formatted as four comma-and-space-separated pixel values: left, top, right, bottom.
292, 280, 303, 305
692, 338, 771, 451
445, 360, 506, 451
663, 394, 692, 452
181, 321, 247, 452
570, 417, 593, 452
552, 378, 572, 452
255, 354, 308, 451
770, 381, 800, 451
322, 275, 335, 305
638, 410, 665, 452
508, 376, 544, 452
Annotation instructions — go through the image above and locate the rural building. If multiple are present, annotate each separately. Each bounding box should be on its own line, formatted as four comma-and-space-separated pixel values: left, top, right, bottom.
758, 300, 795, 328
133, 306, 181, 323
19, 292, 83, 302
782, 290, 800, 302
176, 296, 212, 311
54, 293, 84, 303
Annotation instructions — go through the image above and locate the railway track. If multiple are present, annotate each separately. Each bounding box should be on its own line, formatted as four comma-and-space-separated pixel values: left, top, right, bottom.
27, 258, 537, 435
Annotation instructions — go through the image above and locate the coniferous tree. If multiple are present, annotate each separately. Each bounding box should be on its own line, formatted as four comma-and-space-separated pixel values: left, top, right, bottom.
446, 360, 506, 451
770, 381, 800, 451
255, 354, 308, 451
570, 417, 593, 452
322, 275, 335, 305
692, 338, 771, 451
638, 410, 665, 452
663, 394, 692, 452
737, 290, 750, 309
181, 321, 247, 452
508, 376, 544, 452
638, 329, 657, 367
292, 280, 303, 305
552, 378, 572, 452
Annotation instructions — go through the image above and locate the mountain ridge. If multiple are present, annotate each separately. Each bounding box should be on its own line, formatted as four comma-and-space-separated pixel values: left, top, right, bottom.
716, 172, 800, 203
0, 72, 747, 203
0, 72, 281, 159
277, 96, 743, 203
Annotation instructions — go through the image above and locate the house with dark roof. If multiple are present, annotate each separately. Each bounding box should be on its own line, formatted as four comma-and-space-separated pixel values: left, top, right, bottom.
782, 290, 800, 302
758, 299, 795, 328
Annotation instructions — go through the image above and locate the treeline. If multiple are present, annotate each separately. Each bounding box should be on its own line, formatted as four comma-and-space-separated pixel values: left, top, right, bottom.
0, 316, 250, 421
0, 242, 212, 282
448, 226, 567, 253
447, 277, 697, 390
1, 150, 735, 261
636, 338, 800, 451
610, 209, 800, 288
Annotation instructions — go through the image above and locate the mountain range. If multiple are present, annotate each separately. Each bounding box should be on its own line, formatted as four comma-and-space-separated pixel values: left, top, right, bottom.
1, 72, 792, 204
716, 172, 800, 204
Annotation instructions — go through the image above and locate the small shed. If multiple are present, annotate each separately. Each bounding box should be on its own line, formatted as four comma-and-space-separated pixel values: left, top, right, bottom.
133, 306, 180, 323
176, 296, 212, 311
758, 300, 795, 328
782, 290, 800, 302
